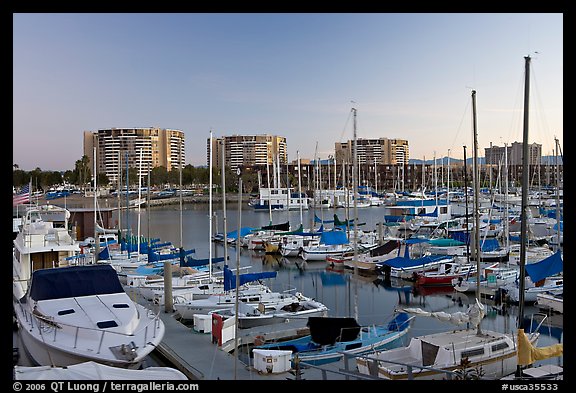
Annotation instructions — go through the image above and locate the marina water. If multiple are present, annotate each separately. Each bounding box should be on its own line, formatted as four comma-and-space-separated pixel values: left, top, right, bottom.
117, 202, 562, 370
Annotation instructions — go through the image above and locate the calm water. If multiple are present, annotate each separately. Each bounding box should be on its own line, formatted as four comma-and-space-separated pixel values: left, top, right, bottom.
119, 203, 563, 368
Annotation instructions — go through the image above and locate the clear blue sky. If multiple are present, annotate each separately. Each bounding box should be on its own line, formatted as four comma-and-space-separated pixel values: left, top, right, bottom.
13, 13, 563, 171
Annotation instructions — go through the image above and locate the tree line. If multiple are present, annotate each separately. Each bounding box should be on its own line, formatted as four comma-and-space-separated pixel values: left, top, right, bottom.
13, 155, 260, 193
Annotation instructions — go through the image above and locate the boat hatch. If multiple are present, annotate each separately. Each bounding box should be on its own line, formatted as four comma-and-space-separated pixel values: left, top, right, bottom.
57, 309, 75, 316
113, 303, 130, 308
97, 320, 119, 328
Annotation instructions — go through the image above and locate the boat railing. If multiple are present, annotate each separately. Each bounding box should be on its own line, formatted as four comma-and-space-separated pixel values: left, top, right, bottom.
339, 351, 460, 380
15, 300, 162, 356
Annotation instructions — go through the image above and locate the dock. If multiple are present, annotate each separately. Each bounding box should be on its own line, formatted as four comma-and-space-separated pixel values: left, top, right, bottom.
131, 290, 362, 380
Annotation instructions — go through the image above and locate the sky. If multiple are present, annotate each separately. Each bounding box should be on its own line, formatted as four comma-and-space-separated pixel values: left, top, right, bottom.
13, 13, 563, 171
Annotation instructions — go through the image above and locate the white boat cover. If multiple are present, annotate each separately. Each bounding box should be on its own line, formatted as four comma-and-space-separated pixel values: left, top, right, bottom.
400, 297, 486, 328
14, 361, 188, 380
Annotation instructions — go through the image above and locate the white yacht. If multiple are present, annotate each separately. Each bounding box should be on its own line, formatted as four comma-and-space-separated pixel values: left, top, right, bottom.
13, 205, 165, 369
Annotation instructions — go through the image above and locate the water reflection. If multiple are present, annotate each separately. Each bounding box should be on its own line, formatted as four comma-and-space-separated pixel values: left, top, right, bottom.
120, 204, 562, 368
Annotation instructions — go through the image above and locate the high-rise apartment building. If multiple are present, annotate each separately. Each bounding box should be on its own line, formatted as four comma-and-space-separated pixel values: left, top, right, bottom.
208, 134, 287, 171
484, 141, 541, 166
84, 127, 185, 183
335, 138, 409, 165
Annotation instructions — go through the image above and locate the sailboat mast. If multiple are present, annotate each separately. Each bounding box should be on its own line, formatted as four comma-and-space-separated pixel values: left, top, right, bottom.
209, 130, 213, 278
517, 55, 531, 325
554, 137, 561, 252
93, 146, 99, 261
221, 138, 228, 263
463, 146, 471, 266
352, 106, 359, 321
297, 151, 303, 227
471, 90, 482, 327
137, 148, 143, 261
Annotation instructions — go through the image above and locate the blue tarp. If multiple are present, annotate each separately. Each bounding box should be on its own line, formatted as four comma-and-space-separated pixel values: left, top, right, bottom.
30, 265, 124, 301
226, 227, 255, 240
386, 312, 411, 332
98, 246, 110, 260
182, 255, 227, 267
223, 265, 277, 291
480, 238, 500, 252
320, 230, 349, 245
377, 255, 448, 269
524, 251, 563, 283
405, 238, 431, 245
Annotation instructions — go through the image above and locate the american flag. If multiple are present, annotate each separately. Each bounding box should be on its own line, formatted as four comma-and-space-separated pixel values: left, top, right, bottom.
13, 183, 31, 206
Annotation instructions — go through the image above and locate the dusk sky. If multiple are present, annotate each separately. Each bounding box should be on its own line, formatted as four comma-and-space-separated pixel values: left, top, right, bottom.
13, 13, 563, 171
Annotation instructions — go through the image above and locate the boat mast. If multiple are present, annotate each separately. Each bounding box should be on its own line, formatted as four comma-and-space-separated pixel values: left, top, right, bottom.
352, 106, 359, 321
517, 55, 531, 327
297, 150, 303, 228
554, 137, 561, 252
209, 130, 213, 278
93, 146, 99, 261
137, 148, 143, 261
471, 90, 482, 335
221, 138, 228, 265
463, 146, 471, 266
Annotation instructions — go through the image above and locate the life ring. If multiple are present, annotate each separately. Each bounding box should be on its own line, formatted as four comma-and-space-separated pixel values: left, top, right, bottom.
254, 335, 265, 346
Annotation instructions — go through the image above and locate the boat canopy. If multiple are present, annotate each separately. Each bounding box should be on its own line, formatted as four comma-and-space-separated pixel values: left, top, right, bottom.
320, 230, 349, 245
308, 317, 361, 345
29, 265, 124, 302
260, 221, 290, 231
226, 227, 255, 240
524, 250, 563, 283
182, 255, 227, 268
223, 265, 277, 291
377, 254, 448, 270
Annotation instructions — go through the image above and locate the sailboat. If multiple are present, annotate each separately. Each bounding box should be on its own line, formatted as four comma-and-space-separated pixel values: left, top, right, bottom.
356, 62, 553, 379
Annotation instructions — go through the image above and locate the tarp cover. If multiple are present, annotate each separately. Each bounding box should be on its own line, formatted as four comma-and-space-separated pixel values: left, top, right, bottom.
261, 221, 290, 231
320, 230, 349, 245
30, 265, 124, 301
307, 317, 361, 345
223, 265, 277, 291
378, 254, 448, 269
524, 251, 563, 283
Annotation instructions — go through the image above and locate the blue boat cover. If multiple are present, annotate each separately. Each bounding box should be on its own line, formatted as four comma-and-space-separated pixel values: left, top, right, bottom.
183, 255, 227, 267
98, 246, 110, 260
386, 312, 410, 331
223, 265, 277, 291
320, 231, 349, 245
226, 227, 255, 240
30, 265, 124, 301
524, 251, 563, 283
377, 254, 447, 269
480, 238, 500, 251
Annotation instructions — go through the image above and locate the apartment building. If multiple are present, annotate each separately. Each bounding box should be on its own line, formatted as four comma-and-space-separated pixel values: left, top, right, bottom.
335, 138, 409, 165
208, 134, 287, 171
84, 127, 185, 182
